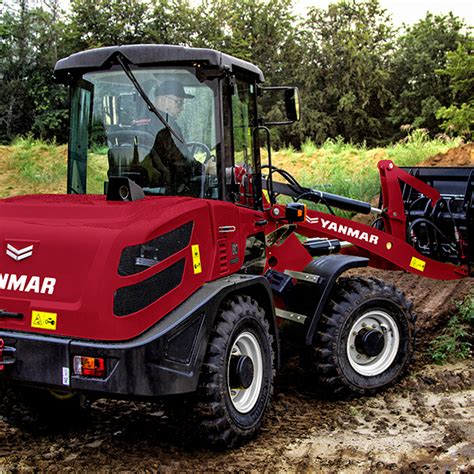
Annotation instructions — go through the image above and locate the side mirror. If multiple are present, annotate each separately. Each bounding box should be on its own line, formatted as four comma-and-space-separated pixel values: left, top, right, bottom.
259, 86, 301, 126
284, 88, 300, 122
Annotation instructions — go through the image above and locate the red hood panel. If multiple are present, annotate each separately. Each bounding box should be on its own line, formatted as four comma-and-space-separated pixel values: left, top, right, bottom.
0, 194, 213, 340
0, 194, 196, 226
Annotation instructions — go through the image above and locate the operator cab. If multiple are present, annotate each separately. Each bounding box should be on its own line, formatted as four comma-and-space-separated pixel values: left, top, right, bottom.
54, 45, 299, 209
56, 45, 260, 205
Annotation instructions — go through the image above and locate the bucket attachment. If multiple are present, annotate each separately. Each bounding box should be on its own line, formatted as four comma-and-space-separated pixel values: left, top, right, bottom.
400, 167, 473, 275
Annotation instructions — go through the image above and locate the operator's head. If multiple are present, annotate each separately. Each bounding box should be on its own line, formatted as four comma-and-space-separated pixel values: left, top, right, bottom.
154, 80, 194, 119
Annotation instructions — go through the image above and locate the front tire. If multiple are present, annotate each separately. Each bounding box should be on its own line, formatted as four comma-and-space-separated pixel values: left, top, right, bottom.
195, 295, 274, 449
314, 277, 415, 397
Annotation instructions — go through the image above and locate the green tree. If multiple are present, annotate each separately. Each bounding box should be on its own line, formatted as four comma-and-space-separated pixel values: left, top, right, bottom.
388, 13, 470, 137
68, 0, 150, 50
435, 40, 474, 138
294, 0, 396, 146
0, 2, 35, 141
0, 1, 69, 142
210, 0, 297, 84
146, 0, 200, 45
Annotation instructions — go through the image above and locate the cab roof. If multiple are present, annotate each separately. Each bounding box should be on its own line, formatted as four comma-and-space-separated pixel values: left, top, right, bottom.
54, 44, 264, 82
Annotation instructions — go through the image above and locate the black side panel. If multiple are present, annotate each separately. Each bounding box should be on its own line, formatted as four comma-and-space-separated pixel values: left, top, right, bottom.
71, 273, 276, 396
0, 334, 70, 386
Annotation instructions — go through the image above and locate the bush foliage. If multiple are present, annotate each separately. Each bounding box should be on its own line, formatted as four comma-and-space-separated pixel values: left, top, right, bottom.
429, 293, 473, 364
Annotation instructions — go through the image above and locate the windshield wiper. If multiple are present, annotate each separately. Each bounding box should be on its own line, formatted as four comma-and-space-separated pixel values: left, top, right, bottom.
116, 54, 185, 144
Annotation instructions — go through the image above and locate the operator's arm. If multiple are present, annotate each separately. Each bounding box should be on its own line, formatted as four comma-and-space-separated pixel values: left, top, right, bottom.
148, 127, 203, 194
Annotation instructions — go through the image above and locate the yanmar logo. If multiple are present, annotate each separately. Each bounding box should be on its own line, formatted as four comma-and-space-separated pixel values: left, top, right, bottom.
306, 216, 379, 245
0, 274, 56, 295
6, 243, 34, 261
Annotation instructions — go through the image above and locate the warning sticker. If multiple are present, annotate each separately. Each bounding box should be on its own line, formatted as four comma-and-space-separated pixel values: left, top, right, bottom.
192, 244, 202, 274
31, 311, 57, 330
409, 256, 426, 272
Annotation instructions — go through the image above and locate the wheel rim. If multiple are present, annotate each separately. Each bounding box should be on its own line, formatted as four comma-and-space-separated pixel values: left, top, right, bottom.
346, 310, 400, 376
227, 331, 263, 414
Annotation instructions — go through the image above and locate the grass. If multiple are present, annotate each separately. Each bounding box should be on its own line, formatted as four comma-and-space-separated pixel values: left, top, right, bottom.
0, 130, 464, 202
271, 130, 462, 216
428, 292, 473, 364
87, 152, 110, 194
0, 136, 67, 196
0, 136, 110, 197
301, 138, 318, 157
9, 136, 67, 183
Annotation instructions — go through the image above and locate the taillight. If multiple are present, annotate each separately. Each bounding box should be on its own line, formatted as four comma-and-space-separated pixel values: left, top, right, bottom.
73, 356, 106, 378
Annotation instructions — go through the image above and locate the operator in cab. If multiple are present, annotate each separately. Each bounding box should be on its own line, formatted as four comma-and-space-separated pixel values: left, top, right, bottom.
141, 80, 203, 195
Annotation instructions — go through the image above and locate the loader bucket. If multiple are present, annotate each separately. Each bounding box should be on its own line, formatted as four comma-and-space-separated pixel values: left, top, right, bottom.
400, 166, 473, 275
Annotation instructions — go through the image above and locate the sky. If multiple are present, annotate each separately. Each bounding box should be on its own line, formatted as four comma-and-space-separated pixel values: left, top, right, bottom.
295, 0, 474, 26
4, 0, 473, 27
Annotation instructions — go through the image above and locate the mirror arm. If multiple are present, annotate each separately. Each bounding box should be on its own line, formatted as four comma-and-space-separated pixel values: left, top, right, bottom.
258, 85, 294, 92
261, 120, 294, 127
257, 125, 275, 205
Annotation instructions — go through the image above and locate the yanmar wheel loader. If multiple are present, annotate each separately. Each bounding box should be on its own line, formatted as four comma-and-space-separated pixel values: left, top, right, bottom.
0, 45, 472, 449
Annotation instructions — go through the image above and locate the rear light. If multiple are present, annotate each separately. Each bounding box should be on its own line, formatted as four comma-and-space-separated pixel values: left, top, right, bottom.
73, 356, 106, 378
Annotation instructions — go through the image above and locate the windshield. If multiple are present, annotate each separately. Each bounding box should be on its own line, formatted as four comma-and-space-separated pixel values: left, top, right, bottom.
68, 67, 220, 199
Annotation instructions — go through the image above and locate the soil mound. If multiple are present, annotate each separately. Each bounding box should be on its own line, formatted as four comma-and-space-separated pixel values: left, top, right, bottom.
349, 268, 473, 342
420, 142, 474, 167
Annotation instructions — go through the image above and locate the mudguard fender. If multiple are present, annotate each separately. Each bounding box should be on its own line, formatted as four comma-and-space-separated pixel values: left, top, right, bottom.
303, 255, 369, 345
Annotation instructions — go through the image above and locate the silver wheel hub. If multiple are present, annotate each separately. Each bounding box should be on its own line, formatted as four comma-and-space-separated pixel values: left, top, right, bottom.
346, 310, 400, 376
227, 331, 263, 413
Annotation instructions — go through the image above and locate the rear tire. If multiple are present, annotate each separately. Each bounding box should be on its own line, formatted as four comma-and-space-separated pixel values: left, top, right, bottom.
314, 277, 415, 397
195, 295, 274, 449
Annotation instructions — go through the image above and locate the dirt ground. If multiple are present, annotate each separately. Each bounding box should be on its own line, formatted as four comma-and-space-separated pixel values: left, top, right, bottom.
420, 142, 473, 167
0, 144, 472, 471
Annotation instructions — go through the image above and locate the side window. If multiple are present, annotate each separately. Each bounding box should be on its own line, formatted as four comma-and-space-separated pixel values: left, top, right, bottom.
232, 79, 257, 208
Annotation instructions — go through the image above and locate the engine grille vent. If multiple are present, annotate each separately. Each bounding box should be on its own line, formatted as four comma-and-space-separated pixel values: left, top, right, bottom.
217, 239, 229, 274
119, 221, 193, 276
114, 259, 185, 316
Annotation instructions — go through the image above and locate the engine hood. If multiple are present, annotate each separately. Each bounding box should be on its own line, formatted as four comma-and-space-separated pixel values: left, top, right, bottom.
0, 194, 212, 340
0, 194, 198, 229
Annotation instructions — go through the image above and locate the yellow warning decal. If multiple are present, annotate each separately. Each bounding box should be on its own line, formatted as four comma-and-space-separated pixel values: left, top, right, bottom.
409, 256, 426, 272
192, 244, 202, 274
31, 311, 57, 330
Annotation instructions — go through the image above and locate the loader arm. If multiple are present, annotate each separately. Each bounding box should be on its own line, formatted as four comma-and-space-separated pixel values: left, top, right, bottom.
294, 208, 467, 279
262, 160, 471, 280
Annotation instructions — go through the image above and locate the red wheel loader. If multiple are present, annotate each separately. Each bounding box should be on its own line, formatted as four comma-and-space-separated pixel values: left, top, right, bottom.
0, 45, 472, 448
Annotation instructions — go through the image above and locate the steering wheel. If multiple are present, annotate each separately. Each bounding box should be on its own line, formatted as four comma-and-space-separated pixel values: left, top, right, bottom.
187, 142, 212, 164
107, 130, 156, 149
